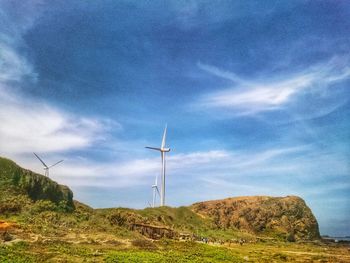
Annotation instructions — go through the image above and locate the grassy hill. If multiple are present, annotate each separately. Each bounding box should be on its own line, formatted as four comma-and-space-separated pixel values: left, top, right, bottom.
1, 156, 346, 262
0, 157, 74, 213
0, 156, 319, 242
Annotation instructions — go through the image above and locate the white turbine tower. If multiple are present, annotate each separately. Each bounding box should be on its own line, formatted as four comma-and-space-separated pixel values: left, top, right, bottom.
33, 152, 63, 177
146, 125, 170, 206
151, 175, 160, 208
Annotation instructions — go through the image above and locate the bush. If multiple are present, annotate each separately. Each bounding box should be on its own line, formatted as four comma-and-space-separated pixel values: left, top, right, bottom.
57, 200, 74, 213
0, 194, 31, 215
286, 232, 296, 242
108, 212, 127, 226
30, 200, 57, 214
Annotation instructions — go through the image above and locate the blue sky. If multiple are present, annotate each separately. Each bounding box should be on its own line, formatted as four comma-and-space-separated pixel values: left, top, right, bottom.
0, 0, 349, 236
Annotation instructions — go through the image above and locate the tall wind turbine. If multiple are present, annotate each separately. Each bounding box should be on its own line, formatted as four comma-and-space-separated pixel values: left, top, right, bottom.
33, 152, 63, 177
146, 125, 170, 206
151, 175, 160, 208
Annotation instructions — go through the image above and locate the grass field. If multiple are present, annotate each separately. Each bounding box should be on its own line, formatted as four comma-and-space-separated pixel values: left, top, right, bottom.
1, 236, 349, 262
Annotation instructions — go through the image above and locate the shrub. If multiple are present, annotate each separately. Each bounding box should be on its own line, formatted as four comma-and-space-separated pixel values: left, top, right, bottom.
57, 200, 74, 213
30, 200, 57, 214
286, 232, 296, 242
108, 212, 127, 226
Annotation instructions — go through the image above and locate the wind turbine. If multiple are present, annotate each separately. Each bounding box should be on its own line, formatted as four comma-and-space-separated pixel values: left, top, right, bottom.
33, 152, 63, 177
146, 125, 170, 206
151, 175, 160, 208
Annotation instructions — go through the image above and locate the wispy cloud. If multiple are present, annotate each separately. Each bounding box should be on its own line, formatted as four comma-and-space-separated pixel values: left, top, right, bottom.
0, 43, 35, 82
0, 1, 119, 156
195, 59, 350, 116
197, 62, 246, 84
0, 0, 44, 84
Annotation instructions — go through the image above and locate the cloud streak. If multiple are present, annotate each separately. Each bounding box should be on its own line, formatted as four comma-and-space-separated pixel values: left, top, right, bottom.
195, 59, 350, 116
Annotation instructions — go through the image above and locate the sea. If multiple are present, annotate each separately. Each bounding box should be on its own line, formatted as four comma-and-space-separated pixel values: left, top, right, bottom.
323, 236, 350, 242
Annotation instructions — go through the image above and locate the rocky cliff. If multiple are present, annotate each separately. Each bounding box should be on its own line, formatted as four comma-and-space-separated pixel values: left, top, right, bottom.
0, 157, 74, 210
191, 196, 320, 240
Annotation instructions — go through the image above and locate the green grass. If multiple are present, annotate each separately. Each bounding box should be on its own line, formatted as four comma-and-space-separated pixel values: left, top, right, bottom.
105, 241, 244, 263
96, 206, 256, 242
0, 241, 39, 263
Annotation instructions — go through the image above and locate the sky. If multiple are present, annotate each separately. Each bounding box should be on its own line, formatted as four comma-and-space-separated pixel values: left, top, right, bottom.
0, 0, 349, 236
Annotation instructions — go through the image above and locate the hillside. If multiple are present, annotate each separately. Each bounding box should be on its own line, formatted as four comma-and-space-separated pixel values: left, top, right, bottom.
0, 157, 74, 213
0, 156, 320, 242
191, 196, 320, 241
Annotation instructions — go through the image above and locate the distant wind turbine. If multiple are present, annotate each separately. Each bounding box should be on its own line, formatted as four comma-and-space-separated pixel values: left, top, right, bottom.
151, 175, 160, 208
33, 152, 63, 177
146, 125, 170, 206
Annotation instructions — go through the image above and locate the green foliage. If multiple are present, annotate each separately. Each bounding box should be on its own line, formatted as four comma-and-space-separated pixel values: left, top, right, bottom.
273, 252, 289, 261
108, 211, 127, 226
105, 241, 244, 263
57, 200, 74, 213
0, 193, 32, 215
0, 157, 75, 211
131, 239, 157, 250
0, 242, 38, 263
30, 200, 57, 214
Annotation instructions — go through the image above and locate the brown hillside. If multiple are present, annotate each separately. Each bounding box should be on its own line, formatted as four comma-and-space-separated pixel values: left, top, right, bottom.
191, 196, 320, 241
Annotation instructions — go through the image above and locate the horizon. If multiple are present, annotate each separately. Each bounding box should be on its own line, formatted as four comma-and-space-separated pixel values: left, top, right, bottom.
0, 1, 349, 236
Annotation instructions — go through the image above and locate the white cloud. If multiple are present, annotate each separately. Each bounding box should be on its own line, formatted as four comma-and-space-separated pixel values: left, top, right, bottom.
195, 59, 350, 116
0, 2, 118, 156
0, 88, 116, 155
19, 144, 343, 205
17, 146, 308, 188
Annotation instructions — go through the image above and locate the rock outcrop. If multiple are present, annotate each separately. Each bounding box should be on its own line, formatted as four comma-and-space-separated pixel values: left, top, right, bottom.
191, 196, 320, 240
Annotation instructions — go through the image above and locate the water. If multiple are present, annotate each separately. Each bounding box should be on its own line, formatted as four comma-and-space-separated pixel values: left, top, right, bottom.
332, 237, 350, 242
323, 236, 350, 242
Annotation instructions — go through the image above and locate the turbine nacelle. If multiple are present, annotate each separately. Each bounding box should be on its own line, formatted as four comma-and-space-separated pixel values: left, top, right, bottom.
145, 147, 171, 152
33, 152, 63, 177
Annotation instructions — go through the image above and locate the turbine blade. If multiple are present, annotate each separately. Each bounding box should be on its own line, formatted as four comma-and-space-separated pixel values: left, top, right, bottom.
48, 160, 64, 168
33, 152, 48, 168
161, 124, 167, 149
145, 146, 162, 151
155, 175, 158, 185
156, 186, 160, 196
